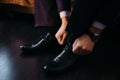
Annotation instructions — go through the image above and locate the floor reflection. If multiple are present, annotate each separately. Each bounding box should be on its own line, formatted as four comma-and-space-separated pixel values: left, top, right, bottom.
0, 47, 14, 80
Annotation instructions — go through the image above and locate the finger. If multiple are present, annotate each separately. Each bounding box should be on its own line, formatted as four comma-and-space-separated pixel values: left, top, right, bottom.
79, 50, 88, 56
79, 47, 87, 55
72, 40, 77, 48
60, 33, 67, 45
56, 34, 63, 45
73, 46, 87, 55
55, 34, 60, 42
72, 43, 81, 54
81, 47, 92, 56
58, 35, 64, 45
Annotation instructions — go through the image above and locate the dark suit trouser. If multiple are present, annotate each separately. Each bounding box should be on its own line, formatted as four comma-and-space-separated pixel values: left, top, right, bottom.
66, 0, 120, 67
66, 0, 100, 38
67, 0, 119, 36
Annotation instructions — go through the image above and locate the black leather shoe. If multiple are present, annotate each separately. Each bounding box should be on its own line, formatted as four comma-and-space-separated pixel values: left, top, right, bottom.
43, 43, 79, 74
20, 33, 53, 52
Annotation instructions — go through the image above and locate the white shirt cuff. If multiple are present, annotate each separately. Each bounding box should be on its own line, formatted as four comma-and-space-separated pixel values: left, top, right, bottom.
93, 21, 106, 30
59, 11, 70, 18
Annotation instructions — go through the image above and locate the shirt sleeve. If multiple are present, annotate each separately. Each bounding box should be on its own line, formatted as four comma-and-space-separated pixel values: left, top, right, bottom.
92, 21, 106, 30
59, 11, 71, 18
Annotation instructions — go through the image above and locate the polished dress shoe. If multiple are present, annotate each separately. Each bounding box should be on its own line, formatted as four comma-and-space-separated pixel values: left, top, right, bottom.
43, 43, 79, 74
20, 33, 54, 52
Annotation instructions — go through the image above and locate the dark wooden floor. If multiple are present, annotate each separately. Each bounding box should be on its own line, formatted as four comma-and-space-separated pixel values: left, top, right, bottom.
0, 11, 120, 80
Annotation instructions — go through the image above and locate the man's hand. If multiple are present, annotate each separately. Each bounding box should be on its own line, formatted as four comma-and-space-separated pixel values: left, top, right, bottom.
72, 34, 95, 55
55, 25, 68, 45
55, 17, 69, 45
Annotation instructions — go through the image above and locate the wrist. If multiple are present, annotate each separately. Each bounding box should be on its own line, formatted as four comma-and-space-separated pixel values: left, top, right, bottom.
61, 16, 69, 24
86, 23, 103, 43
86, 30, 100, 43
